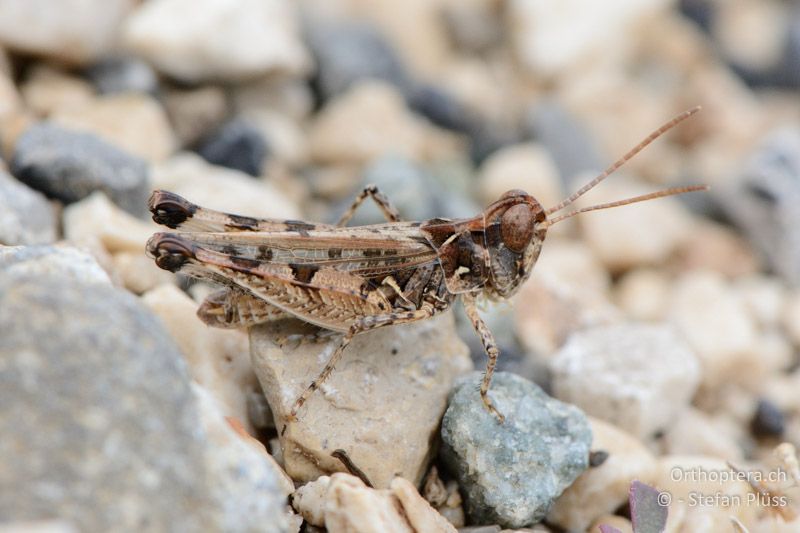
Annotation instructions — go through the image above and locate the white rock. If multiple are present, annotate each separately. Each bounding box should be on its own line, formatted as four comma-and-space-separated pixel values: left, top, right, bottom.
615, 268, 671, 322
781, 290, 800, 348
152, 153, 301, 221
250, 313, 472, 489
667, 270, 760, 390
142, 284, 257, 428
294, 473, 456, 533
63, 192, 156, 255
478, 143, 563, 209
733, 275, 785, 328
308, 81, 457, 165
123, 0, 310, 83
20, 65, 94, 117
52, 93, 177, 162
0, 245, 111, 286
111, 251, 175, 295
548, 418, 657, 532
550, 323, 700, 438
0, 0, 134, 64
193, 384, 297, 533
507, 0, 671, 78
576, 177, 694, 272
663, 407, 744, 462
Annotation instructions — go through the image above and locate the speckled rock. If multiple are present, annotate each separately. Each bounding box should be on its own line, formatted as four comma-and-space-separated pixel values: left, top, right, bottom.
142, 284, 259, 430
196, 118, 268, 177
0, 0, 135, 64
547, 418, 658, 532
11, 122, 149, 215
250, 312, 472, 489
0, 271, 210, 531
440, 372, 592, 528
0, 170, 56, 245
0, 245, 111, 286
550, 323, 700, 439
123, 0, 310, 83
51, 93, 177, 162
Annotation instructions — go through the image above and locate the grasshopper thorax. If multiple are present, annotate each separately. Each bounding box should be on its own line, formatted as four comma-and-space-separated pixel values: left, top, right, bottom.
483, 189, 548, 299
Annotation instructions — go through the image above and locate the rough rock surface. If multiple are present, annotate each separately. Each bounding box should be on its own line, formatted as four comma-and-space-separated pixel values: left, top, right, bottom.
0, 245, 111, 285
0, 270, 210, 531
0, 170, 56, 245
123, 0, 310, 82
550, 323, 700, 439
11, 123, 149, 215
250, 313, 472, 489
440, 372, 592, 528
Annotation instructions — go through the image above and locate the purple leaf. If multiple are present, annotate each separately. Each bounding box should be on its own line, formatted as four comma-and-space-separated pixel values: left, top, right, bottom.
599, 525, 624, 533
630, 480, 669, 533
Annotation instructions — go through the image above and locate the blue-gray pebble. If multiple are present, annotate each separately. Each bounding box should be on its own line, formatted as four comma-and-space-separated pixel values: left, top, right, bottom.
440, 371, 592, 528
11, 122, 149, 216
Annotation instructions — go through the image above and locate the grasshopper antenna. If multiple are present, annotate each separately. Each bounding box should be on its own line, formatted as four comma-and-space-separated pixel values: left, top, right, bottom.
544, 106, 703, 219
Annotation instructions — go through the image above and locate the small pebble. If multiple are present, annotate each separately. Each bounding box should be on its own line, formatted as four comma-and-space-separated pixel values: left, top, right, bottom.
440, 372, 591, 528
550, 323, 700, 439
11, 122, 149, 215
750, 398, 785, 438
85, 56, 159, 95
196, 118, 269, 177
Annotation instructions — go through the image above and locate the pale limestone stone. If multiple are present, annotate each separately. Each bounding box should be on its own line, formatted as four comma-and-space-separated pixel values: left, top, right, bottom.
550, 323, 700, 438
663, 407, 744, 462
478, 143, 563, 211
123, 0, 310, 83
615, 268, 671, 322
142, 285, 258, 429
734, 275, 785, 329
250, 313, 472, 489
654, 455, 759, 532
672, 220, 761, 279
63, 192, 156, 255
52, 93, 177, 162
667, 270, 760, 390
20, 65, 94, 117
576, 177, 693, 273
0, 0, 134, 64
548, 418, 657, 532
308, 81, 458, 165
111, 251, 175, 295
781, 290, 800, 348
293, 473, 456, 533
151, 153, 301, 221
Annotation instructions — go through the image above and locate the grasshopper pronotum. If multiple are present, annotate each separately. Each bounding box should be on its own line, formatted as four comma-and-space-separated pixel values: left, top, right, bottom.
147, 107, 706, 423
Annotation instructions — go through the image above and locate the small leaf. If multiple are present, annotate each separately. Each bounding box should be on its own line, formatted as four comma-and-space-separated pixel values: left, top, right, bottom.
599, 525, 624, 533
630, 480, 669, 533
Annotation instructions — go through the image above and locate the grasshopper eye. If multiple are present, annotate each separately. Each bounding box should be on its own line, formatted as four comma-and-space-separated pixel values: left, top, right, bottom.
500, 204, 535, 253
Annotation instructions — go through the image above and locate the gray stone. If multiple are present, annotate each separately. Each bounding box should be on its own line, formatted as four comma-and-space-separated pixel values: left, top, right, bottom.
0, 271, 210, 531
85, 56, 159, 95
0, 170, 56, 245
0, 245, 111, 285
306, 20, 412, 101
11, 122, 149, 215
440, 372, 591, 528
715, 128, 800, 285
196, 118, 269, 177
524, 100, 604, 185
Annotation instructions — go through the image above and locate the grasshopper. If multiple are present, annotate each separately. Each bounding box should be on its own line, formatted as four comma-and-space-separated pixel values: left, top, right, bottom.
147, 107, 706, 423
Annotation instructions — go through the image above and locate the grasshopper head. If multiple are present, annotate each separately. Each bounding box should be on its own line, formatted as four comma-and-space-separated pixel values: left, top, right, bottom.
483, 190, 548, 299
